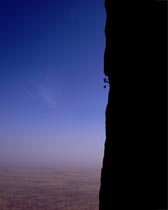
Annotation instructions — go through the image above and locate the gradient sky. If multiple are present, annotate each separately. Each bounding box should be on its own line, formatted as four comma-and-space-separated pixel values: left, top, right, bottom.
0, 0, 107, 168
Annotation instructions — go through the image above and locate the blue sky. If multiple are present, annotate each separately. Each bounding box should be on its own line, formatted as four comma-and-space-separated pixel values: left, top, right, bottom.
0, 0, 107, 168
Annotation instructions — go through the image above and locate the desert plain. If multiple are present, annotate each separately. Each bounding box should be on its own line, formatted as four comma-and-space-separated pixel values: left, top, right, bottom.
0, 165, 100, 210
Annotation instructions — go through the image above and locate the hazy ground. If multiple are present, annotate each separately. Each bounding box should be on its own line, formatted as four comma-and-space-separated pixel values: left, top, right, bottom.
0, 165, 100, 210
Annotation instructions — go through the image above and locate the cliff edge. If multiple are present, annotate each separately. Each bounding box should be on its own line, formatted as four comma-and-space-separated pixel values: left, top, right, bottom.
99, 1, 167, 209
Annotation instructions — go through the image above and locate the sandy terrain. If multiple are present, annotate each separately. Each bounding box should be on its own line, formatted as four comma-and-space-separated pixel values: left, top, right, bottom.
0, 166, 100, 210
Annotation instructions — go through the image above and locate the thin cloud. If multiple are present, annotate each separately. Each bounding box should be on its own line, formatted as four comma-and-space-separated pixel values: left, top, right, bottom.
36, 83, 58, 110
23, 73, 62, 110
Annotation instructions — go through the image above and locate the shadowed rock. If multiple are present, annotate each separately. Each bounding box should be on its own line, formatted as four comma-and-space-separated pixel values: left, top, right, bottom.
99, 1, 167, 209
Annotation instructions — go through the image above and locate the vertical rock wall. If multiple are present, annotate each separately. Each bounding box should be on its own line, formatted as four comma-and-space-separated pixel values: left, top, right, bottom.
99, 1, 167, 209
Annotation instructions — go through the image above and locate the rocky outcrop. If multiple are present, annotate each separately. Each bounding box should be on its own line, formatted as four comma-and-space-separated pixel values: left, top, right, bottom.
99, 1, 167, 209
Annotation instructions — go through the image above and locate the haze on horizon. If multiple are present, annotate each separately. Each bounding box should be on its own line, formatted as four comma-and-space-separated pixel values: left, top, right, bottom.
0, 0, 106, 169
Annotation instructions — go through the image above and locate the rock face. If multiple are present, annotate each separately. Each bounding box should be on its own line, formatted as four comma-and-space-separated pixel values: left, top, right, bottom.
99, 1, 167, 209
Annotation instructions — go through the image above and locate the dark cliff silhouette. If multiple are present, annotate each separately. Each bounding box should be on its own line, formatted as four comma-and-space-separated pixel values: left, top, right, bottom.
99, 1, 167, 209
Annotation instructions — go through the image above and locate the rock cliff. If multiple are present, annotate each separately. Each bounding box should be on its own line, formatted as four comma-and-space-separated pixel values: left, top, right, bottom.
99, 1, 167, 209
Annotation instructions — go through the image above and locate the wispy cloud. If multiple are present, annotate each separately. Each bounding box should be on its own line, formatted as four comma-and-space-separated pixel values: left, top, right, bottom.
36, 83, 57, 109
23, 72, 62, 110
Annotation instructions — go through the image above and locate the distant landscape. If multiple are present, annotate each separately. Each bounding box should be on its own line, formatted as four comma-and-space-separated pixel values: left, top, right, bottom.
0, 165, 100, 210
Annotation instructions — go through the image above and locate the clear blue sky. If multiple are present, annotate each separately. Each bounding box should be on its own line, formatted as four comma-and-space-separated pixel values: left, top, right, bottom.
0, 0, 107, 168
